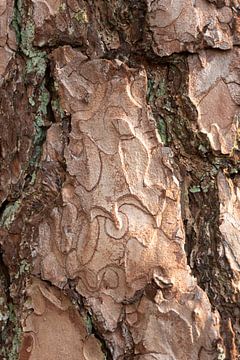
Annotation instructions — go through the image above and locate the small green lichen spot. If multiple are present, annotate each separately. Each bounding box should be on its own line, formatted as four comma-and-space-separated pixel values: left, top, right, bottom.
157, 117, 168, 145
34, 114, 44, 128
0, 304, 22, 360
29, 84, 49, 166
33, 84, 50, 145
29, 96, 35, 107
74, 9, 88, 23
38, 86, 50, 116
156, 80, 166, 97
11, 5, 21, 44
21, 20, 35, 56
85, 314, 93, 335
230, 167, 238, 175
0, 200, 21, 229
147, 79, 154, 103
20, 20, 47, 77
26, 54, 47, 77
15, 260, 31, 279
29, 170, 37, 186
59, 3, 66, 12
189, 185, 201, 193
51, 98, 65, 119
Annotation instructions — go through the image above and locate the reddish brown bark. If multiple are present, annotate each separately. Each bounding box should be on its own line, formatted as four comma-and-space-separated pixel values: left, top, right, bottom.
0, 1, 240, 359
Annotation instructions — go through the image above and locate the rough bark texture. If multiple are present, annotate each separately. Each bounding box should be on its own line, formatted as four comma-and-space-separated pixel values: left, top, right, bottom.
0, 1, 240, 359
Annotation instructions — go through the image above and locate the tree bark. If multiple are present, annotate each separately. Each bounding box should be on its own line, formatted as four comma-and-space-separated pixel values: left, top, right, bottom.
0, 1, 240, 359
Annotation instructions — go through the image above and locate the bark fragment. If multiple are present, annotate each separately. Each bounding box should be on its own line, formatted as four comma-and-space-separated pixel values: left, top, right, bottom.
147, 0, 237, 56
31, 46, 221, 359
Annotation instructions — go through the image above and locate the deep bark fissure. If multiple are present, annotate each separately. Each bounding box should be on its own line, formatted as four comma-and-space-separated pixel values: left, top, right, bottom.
89, 316, 114, 360
63, 281, 114, 359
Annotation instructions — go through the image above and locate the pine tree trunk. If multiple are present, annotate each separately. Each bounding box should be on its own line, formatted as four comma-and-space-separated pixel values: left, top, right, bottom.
1, 1, 240, 359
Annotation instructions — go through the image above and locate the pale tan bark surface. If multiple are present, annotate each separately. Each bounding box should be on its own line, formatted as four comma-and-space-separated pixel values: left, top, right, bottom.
0, 1, 240, 360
